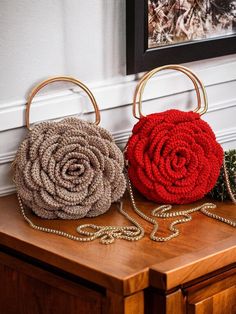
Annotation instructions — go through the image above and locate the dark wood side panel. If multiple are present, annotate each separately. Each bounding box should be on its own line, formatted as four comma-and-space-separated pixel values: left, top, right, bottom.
144, 288, 185, 314
105, 290, 144, 314
0, 252, 103, 314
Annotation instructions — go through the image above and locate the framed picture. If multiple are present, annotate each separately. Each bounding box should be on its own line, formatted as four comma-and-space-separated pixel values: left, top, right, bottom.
126, 0, 236, 74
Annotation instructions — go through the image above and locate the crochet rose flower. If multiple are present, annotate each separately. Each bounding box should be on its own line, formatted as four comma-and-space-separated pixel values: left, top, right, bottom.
126, 109, 223, 204
13, 117, 126, 219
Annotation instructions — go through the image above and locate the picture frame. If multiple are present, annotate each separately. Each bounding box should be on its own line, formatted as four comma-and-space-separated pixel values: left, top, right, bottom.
126, 0, 236, 74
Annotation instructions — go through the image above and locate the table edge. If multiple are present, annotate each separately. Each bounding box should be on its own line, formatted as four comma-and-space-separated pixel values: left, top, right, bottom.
149, 235, 236, 290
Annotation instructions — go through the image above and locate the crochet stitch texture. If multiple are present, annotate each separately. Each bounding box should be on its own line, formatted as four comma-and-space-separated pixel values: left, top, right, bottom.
126, 109, 223, 204
13, 117, 126, 219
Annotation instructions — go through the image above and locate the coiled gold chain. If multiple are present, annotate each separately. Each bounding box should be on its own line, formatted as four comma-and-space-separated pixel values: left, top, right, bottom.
17, 158, 235, 244
17, 194, 144, 245
126, 173, 235, 242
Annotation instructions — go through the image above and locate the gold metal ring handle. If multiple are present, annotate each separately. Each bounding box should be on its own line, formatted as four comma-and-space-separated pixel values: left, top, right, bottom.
133, 66, 200, 118
133, 65, 208, 119
26, 76, 101, 130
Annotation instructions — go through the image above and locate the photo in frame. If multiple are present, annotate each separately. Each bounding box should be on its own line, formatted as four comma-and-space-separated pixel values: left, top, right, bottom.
126, 0, 236, 74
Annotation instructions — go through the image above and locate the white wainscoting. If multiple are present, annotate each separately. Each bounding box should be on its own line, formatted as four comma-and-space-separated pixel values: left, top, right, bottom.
0, 60, 236, 196
1, 56, 236, 132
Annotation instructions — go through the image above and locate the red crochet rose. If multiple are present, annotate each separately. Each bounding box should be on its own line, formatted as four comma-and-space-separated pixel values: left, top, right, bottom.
126, 109, 223, 204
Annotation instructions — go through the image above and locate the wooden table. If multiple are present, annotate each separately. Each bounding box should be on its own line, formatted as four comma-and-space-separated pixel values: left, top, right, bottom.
0, 193, 235, 314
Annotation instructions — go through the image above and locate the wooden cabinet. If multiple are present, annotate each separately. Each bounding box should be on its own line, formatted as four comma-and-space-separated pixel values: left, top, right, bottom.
0, 194, 235, 314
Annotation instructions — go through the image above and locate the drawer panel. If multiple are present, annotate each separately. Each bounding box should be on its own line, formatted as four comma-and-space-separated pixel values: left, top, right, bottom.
185, 267, 236, 314
0, 252, 104, 314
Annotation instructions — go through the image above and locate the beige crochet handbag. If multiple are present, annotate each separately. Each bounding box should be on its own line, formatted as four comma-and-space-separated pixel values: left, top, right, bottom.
13, 77, 126, 221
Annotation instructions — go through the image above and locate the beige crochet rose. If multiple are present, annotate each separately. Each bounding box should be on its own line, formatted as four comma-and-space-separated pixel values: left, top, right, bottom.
13, 117, 126, 219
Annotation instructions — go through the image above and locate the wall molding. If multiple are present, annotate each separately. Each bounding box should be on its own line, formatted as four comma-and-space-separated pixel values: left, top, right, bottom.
217, 127, 236, 144
1, 126, 236, 197
1, 126, 235, 197
113, 126, 236, 146
0, 185, 16, 197
1, 58, 236, 197
207, 97, 236, 113
1, 58, 236, 132
0, 151, 16, 164
1, 127, 236, 166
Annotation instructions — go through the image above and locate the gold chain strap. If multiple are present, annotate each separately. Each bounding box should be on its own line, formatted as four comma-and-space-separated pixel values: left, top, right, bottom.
17, 158, 235, 244
17, 194, 144, 245
125, 156, 236, 242
126, 173, 236, 242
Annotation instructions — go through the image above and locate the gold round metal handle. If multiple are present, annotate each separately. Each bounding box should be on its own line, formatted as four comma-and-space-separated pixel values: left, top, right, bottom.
133, 65, 208, 119
25, 76, 101, 130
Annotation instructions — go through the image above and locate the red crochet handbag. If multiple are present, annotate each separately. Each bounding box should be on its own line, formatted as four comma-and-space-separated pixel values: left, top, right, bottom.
126, 65, 224, 204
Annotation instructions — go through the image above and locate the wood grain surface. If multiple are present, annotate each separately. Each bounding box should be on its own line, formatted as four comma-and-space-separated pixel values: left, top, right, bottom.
0, 192, 235, 296
186, 267, 236, 314
188, 286, 236, 314
105, 290, 144, 314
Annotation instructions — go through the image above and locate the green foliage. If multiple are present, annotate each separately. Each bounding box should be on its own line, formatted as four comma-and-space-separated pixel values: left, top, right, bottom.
210, 149, 236, 201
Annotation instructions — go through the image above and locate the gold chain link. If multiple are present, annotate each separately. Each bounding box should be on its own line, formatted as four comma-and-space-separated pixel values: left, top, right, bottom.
17, 194, 144, 245
125, 156, 236, 242
126, 173, 236, 242
17, 158, 236, 244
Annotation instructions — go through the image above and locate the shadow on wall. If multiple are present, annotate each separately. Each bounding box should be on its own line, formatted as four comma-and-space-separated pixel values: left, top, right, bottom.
102, 0, 126, 78
61, 0, 126, 83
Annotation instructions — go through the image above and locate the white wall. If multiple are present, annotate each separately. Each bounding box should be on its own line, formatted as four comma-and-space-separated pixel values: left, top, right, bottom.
0, 0, 236, 195
0, 0, 126, 104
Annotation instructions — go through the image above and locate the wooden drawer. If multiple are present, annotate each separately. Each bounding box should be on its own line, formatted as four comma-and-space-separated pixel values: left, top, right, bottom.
185, 268, 236, 314
0, 252, 105, 314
